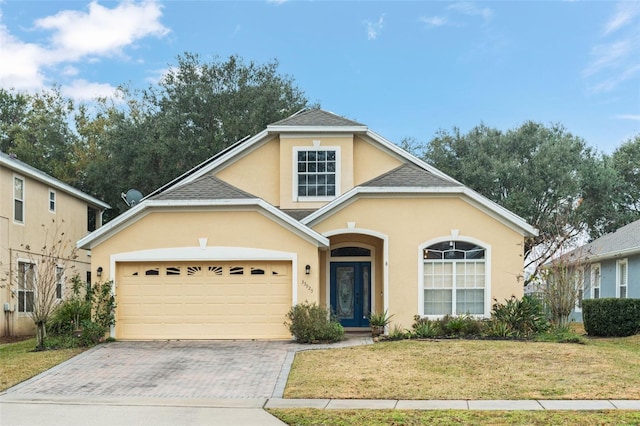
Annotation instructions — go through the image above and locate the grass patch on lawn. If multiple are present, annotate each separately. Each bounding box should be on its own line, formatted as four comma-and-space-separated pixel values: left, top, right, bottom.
285, 334, 640, 400
269, 409, 640, 426
0, 338, 84, 392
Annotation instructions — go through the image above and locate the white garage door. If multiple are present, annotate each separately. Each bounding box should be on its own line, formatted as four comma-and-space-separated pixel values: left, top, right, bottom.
115, 261, 292, 340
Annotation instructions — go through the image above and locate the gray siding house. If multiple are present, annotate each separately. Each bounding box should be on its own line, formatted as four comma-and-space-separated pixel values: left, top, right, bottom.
563, 219, 640, 322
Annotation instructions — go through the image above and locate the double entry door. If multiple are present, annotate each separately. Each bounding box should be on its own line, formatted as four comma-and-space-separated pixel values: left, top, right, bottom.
330, 262, 371, 327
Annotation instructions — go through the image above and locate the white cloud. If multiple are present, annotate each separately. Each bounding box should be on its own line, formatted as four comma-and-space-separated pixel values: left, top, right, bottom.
614, 114, 640, 121
365, 14, 385, 40
61, 79, 118, 101
0, 25, 48, 90
583, 2, 640, 94
420, 16, 447, 27
35, 1, 169, 61
448, 2, 493, 23
0, 1, 168, 98
603, 1, 640, 35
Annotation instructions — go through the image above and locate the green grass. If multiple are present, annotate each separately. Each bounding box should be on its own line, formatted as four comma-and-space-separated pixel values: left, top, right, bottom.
269, 409, 640, 426
0, 338, 84, 392
285, 334, 640, 400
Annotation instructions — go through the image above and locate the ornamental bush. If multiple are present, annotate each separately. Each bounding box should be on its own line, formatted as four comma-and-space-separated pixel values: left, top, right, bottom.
285, 302, 344, 343
490, 295, 549, 338
582, 298, 640, 337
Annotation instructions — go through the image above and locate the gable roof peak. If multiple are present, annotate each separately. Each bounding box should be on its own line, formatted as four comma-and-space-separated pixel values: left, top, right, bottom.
268, 108, 366, 129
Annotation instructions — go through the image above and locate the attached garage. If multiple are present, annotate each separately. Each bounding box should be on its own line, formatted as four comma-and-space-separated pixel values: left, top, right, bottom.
115, 260, 292, 340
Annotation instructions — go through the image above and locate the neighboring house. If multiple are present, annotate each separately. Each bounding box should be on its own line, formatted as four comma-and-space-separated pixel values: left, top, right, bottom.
78, 109, 537, 340
1, 152, 110, 336
562, 219, 640, 322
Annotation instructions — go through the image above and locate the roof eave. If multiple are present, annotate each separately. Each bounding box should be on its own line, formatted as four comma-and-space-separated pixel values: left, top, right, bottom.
2, 156, 111, 210
303, 186, 538, 238
77, 198, 329, 250
267, 125, 369, 134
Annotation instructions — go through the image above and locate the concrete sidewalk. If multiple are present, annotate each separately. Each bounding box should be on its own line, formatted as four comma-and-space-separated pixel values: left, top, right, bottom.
265, 398, 640, 411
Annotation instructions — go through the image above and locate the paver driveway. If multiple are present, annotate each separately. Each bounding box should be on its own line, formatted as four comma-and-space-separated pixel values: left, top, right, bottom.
7, 340, 292, 399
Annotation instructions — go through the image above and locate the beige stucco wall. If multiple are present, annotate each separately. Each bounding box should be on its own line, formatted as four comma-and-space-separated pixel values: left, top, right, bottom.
215, 138, 280, 206
352, 136, 403, 186
0, 166, 93, 336
311, 196, 525, 329
89, 209, 323, 313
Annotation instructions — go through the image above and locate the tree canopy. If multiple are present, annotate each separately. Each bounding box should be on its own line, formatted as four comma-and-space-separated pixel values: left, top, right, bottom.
420, 121, 632, 283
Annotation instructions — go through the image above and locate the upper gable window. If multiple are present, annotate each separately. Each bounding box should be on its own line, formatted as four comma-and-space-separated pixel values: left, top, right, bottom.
49, 189, 56, 213
294, 147, 340, 201
14, 176, 24, 223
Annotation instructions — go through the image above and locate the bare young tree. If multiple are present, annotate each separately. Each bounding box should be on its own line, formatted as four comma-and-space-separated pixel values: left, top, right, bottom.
542, 248, 587, 327
16, 219, 78, 349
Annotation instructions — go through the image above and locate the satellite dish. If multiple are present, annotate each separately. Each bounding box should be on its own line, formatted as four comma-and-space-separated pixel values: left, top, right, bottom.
121, 189, 144, 207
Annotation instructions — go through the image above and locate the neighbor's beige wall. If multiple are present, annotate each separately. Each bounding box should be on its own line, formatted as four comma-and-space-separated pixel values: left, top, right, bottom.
312, 196, 524, 329
89, 209, 322, 305
0, 166, 93, 336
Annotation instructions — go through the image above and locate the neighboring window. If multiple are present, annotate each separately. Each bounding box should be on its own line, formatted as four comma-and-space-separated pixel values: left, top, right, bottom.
617, 259, 628, 299
295, 148, 338, 199
423, 241, 486, 316
14, 176, 24, 223
591, 264, 601, 299
86, 271, 92, 294
575, 267, 584, 312
56, 266, 64, 299
18, 261, 35, 313
49, 189, 56, 213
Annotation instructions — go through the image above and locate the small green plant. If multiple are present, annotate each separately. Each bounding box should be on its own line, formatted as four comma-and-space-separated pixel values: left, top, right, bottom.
484, 319, 514, 338
285, 302, 344, 343
535, 324, 587, 344
90, 281, 116, 330
78, 320, 106, 347
47, 275, 91, 336
386, 324, 409, 340
491, 295, 549, 338
411, 316, 441, 338
368, 310, 394, 327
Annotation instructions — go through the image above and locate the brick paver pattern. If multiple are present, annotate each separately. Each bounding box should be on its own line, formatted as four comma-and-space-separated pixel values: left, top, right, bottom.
12, 341, 290, 399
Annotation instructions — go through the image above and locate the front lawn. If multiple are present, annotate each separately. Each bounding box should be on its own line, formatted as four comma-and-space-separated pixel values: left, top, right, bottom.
284, 334, 640, 400
269, 409, 640, 426
0, 338, 84, 392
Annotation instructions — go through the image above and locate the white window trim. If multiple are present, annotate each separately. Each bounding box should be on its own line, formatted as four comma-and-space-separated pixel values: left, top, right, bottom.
13, 175, 25, 224
16, 258, 36, 315
591, 263, 601, 299
292, 146, 341, 202
575, 266, 584, 313
616, 259, 628, 299
418, 236, 491, 319
49, 189, 56, 213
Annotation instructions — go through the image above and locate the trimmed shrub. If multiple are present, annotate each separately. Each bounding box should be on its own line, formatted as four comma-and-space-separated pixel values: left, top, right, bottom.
583, 298, 640, 337
47, 298, 91, 336
285, 302, 344, 343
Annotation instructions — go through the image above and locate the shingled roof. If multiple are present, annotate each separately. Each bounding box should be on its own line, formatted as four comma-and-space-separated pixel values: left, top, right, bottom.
150, 175, 256, 201
361, 163, 461, 188
269, 109, 365, 127
564, 219, 640, 262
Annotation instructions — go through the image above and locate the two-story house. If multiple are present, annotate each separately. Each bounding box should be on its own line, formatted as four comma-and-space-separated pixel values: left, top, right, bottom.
1, 152, 110, 337
78, 109, 537, 340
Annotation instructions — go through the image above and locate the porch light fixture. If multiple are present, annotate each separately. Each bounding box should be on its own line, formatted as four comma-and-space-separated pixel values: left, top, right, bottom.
305, 264, 311, 275
97, 267, 103, 277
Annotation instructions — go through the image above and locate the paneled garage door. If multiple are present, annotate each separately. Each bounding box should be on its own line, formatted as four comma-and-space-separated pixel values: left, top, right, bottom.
115, 261, 292, 340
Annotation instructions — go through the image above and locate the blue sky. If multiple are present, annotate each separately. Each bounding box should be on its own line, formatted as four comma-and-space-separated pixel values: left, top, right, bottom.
1, 1, 638, 154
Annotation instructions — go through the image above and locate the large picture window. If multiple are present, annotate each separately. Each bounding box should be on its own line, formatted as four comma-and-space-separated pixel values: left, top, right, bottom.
423, 241, 486, 316
18, 261, 35, 313
295, 147, 338, 199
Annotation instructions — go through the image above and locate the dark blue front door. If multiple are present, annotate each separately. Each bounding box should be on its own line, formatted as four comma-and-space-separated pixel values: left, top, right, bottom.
330, 262, 371, 327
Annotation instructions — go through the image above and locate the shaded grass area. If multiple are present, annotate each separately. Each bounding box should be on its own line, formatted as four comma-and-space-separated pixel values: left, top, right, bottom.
0, 338, 84, 392
285, 335, 640, 400
269, 409, 640, 426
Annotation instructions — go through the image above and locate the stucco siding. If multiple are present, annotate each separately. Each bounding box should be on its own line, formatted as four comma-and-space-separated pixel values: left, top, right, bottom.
311, 196, 524, 328
352, 136, 403, 186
